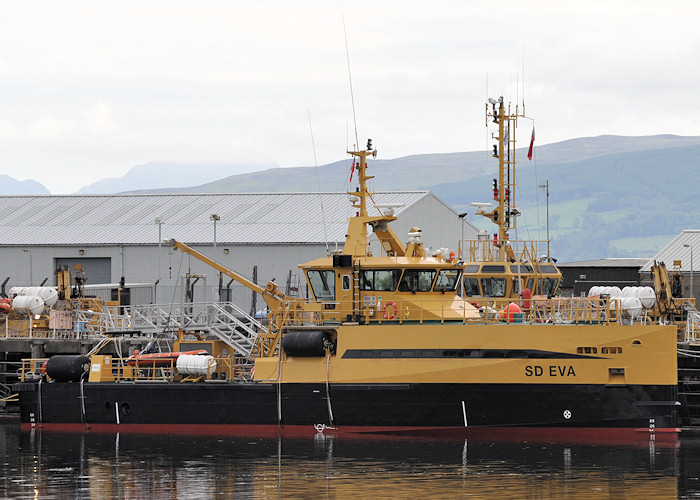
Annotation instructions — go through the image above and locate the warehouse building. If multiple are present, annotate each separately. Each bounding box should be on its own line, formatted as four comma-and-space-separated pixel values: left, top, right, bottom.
640, 229, 700, 299
557, 258, 650, 297
0, 191, 478, 312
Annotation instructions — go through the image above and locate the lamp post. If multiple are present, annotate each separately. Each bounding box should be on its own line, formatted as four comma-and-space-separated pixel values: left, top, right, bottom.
458, 213, 468, 297
684, 244, 694, 299
210, 214, 220, 301
22, 249, 33, 286
458, 212, 468, 259
155, 217, 163, 302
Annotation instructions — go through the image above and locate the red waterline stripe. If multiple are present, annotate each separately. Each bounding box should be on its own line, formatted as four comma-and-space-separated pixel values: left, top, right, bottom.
20, 423, 680, 446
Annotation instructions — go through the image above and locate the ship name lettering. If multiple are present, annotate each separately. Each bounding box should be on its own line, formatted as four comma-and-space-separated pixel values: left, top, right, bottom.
525, 365, 576, 377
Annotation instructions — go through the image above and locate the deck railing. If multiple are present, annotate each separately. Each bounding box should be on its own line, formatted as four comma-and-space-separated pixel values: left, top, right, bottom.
459, 238, 552, 263
279, 295, 657, 327
18, 355, 254, 384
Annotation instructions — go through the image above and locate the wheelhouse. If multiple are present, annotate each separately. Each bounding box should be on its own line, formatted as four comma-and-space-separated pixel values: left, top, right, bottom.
461, 262, 560, 298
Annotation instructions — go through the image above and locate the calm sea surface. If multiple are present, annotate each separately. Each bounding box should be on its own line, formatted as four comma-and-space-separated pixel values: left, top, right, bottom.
1, 416, 700, 499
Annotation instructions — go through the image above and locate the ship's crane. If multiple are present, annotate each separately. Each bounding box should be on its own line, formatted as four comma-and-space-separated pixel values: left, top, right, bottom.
168, 239, 304, 357
650, 260, 695, 321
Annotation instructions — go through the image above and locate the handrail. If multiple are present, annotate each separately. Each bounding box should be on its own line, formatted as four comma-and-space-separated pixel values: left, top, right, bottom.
278, 295, 653, 327
18, 355, 254, 384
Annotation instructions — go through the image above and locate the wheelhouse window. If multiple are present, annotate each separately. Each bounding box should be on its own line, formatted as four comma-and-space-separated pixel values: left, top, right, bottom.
480, 277, 506, 297
463, 264, 480, 274
539, 277, 559, 297
510, 264, 534, 273
307, 270, 335, 301
399, 269, 436, 292
463, 277, 481, 296
434, 269, 462, 292
360, 269, 402, 291
481, 265, 506, 273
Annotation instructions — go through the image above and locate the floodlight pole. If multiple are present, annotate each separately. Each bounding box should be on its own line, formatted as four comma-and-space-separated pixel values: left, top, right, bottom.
210, 214, 221, 301
685, 244, 694, 299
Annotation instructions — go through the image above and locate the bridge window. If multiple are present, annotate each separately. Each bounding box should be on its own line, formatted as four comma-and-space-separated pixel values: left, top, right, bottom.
360, 269, 402, 291
399, 269, 436, 292
480, 277, 506, 297
539, 277, 559, 296
307, 270, 335, 301
463, 277, 480, 296
434, 269, 462, 292
481, 265, 506, 273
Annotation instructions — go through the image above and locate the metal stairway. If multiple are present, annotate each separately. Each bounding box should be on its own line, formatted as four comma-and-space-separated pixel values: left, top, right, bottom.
77, 301, 266, 360
204, 302, 265, 360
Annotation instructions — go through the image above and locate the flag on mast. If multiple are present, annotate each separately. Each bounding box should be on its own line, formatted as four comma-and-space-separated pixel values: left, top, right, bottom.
527, 126, 535, 161
349, 160, 356, 181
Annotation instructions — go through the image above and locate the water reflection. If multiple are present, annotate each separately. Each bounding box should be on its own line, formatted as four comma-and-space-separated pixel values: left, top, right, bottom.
1, 419, 698, 498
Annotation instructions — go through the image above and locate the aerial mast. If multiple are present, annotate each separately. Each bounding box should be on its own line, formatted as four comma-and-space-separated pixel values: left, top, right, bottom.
482, 96, 520, 261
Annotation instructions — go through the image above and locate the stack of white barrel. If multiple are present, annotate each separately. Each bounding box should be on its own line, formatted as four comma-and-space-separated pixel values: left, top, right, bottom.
8, 287, 58, 316
587, 286, 656, 320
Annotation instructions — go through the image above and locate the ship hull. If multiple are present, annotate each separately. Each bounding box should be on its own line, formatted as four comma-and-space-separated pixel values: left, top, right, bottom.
15, 380, 678, 431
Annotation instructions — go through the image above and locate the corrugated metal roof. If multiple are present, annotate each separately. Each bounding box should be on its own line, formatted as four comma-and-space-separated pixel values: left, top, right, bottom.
640, 229, 700, 272
0, 191, 431, 246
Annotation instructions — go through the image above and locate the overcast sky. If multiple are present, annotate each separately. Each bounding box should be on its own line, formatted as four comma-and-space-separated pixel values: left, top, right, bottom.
0, 1, 698, 194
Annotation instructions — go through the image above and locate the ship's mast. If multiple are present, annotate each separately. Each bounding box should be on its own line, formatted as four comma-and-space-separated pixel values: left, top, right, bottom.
347, 138, 375, 218
343, 139, 408, 258
482, 97, 521, 261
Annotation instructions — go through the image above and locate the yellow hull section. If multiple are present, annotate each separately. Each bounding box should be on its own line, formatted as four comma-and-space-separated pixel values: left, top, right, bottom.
255, 322, 677, 386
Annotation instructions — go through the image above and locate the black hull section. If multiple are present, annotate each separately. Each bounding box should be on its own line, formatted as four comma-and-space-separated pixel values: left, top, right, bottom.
16, 381, 679, 430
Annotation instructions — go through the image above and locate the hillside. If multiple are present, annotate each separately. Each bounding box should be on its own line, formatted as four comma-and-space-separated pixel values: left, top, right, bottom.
2, 134, 697, 262
124, 134, 700, 262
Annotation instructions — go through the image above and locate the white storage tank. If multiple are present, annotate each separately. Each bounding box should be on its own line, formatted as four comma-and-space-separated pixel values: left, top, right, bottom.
621, 297, 643, 320
12, 296, 45, 316
176, 354, 217, 376
637, 286, 657, 309
26, 287, 59, 307
10, 286, 59, 307
9, 287, 27, 297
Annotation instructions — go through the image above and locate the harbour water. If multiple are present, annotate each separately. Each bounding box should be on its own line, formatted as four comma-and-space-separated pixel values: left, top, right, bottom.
1, 416, 699, 498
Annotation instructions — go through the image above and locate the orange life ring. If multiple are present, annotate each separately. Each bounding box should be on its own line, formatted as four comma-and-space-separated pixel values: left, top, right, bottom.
382, 301, 398, 320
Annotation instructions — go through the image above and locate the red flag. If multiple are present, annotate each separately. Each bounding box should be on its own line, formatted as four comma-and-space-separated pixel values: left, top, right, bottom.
527, 126, 535, 161
350, 160, 356, 181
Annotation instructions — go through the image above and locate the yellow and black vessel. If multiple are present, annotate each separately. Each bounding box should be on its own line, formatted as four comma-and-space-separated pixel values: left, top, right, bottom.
13, 100, 679, 438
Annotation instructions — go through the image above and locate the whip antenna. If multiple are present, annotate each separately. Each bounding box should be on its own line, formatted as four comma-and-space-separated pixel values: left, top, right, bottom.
343, 15, 360, 150
308, 110, 330, 254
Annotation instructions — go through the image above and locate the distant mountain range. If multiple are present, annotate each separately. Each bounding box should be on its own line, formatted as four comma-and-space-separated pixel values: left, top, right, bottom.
76, 161, 277, 194
0, 175, 50, 195
121, 134, 700, 262
3, 134, 698, 262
